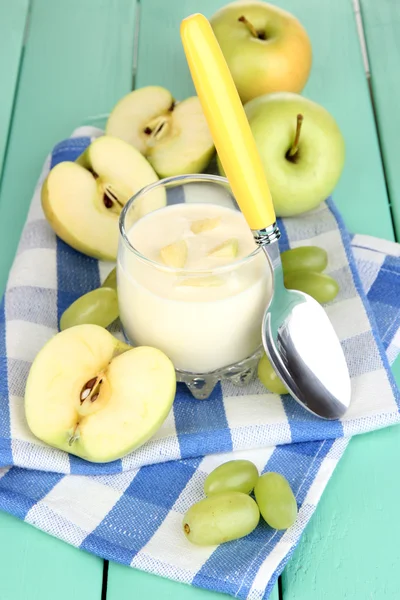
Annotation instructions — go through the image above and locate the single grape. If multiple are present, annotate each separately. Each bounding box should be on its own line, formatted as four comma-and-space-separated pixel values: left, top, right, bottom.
102, 267, 117, 291
60, 287, 119, 330
258, 354, 288, 395
182, 492, 260, 545
284, 271, 339, 303
254, 472, 297, 530
204, 460, 259, 496
281, 246, 328, 274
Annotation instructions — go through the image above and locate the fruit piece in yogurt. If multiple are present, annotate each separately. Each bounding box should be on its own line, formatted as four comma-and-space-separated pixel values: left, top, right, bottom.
160, 240, 188, 268
191, 217, 221, 234
178, 276, 223, 287
209, 238, 239, 258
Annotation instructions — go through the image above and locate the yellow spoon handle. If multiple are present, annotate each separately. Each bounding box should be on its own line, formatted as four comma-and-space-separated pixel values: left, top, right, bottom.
180, 13, 275, 231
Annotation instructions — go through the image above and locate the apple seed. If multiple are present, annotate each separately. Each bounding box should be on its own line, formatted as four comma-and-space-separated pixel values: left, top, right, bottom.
80, 376, 98, 403
143, 115, 171, 142
103, 195, 114, 208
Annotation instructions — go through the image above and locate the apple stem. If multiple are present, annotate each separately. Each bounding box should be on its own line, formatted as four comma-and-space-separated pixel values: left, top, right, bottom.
68, 424, 80, 446
288, 114, 304, 158
238, 15, 265, 40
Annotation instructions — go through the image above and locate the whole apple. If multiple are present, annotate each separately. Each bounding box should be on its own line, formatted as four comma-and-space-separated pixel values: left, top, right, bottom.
218, 93, 345, 217
210, 1, 312, 103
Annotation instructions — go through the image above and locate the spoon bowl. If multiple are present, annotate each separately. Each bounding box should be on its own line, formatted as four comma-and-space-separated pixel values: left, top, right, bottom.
262, 242, 351, 419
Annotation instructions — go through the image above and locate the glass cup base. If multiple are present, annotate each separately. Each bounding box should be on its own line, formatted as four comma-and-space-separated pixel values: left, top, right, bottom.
176, 346, 264, 400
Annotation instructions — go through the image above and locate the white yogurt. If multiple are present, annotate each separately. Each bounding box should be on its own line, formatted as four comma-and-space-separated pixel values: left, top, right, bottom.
117, 203, 272, 373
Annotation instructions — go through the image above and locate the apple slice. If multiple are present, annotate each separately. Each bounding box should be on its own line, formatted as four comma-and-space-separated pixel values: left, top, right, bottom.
160, 240, 188, 268
25, 324, 176, 463
191, 217, 221, 234
106, 86, 215, 178
42, 135, 164, 261
209, 238, 239, 258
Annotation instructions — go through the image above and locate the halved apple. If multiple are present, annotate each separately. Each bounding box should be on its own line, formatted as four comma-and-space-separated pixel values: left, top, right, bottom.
106, 86, 215, 177
42, 135, 164, 261
25, 324, 176, 463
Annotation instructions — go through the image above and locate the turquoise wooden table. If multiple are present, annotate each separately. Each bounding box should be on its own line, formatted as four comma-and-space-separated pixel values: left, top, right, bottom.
1, 0, 400, 598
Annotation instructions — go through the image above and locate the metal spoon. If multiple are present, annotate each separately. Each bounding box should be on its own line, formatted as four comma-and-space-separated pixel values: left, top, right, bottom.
181, 14, 351, 419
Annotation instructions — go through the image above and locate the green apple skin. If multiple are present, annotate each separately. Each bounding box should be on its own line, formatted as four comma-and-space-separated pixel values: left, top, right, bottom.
219, 92, 345, 217
210, 1, 312, 104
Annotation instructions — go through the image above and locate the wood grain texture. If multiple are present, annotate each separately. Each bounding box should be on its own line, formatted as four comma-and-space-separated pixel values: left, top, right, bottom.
0, 0, 137, 597
361, 0, 400, 235
0, 0, 30, 181
0, 0, 137, 294
0, 511, 102, 600
108, 565, 231, 600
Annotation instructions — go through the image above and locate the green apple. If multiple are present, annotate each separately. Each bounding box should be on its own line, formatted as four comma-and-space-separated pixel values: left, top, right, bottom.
106, 86, 215, 177
42, 135, 165, 261
210, 1, 312, 104
25, 324, 176, 463
219, 92, 345, 216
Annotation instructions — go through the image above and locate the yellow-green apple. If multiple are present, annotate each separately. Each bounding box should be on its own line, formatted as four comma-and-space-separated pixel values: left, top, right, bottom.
25, 325, 176, 463
219, 92, 345, 216
210, 1, 312, 103
106, 86, 215, 177
42, 135, 165, 261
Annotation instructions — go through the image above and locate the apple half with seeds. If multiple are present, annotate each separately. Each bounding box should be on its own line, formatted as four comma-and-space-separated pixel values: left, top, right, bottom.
106, 86, 215, 177
42, 135, 165, 261
25, 325, 176, 463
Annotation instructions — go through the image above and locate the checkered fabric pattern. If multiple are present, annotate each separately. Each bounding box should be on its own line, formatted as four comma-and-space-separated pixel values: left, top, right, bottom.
0, 128, 399, 599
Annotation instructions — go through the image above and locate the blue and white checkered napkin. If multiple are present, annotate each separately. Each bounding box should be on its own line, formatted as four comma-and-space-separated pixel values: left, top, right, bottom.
0, 127, 400, 598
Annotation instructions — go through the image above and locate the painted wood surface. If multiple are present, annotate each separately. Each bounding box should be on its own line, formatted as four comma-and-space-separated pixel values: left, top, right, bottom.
0, 0, 137, 598
0, 0, 399, 599
361, 0, 400, 235
0, 0, 30, 181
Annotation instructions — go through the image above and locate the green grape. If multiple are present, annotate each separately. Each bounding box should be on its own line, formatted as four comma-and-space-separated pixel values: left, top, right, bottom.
281, 246, 328, 274
284, 271, 339, 303
258, 354, 288, 395
254, 472, 297, 530
60, 287, 119, 331
182, 492, 260, 546
204, 460, 259, 496
102, 267, 117, 291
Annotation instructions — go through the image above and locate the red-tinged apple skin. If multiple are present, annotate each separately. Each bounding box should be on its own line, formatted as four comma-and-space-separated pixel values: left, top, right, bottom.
210, 1, 312, 104
218, 92, 345, 217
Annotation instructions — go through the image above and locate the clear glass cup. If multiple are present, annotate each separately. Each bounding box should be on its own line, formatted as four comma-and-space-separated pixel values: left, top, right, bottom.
118, 174, 272, 399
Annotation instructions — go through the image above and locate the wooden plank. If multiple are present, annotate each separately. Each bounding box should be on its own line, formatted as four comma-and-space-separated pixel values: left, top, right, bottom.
0, 0, 137, 294
109, 0, 397, 599
0, 0, 30, 181
0, 0, 137, 597
108, 565, 230, 600
360, 0, 400, 235
0, 511, 103, 600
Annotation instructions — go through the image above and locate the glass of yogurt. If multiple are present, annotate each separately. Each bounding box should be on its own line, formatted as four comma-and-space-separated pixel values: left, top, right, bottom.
118, 174, 272, 399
